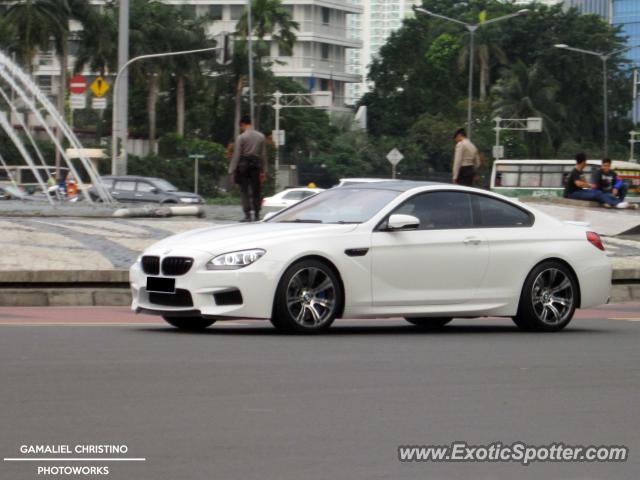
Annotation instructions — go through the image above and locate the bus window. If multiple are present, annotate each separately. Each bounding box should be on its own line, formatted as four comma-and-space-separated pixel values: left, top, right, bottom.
520, 172, 541, 187
500, 172, 519, 187
541, 173, 563, 187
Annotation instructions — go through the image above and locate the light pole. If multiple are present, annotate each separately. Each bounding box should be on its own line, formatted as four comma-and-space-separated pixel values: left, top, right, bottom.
554, 43, 639, 157
111, 46, 221, 175
415, 7, 528, 140
246, 0, 255, 122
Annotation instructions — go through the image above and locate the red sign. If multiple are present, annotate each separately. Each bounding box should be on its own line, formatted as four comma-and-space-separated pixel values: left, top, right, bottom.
69, 75, 87, 94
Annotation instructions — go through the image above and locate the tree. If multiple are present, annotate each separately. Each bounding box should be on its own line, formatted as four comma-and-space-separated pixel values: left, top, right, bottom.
492, 60, 566, 157
233, 0, 298, 134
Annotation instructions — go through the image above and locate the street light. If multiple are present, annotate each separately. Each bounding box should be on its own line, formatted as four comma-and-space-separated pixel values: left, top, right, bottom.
554, 43, 639, 157
111, 46, 221, 175
415, 7, 529, 140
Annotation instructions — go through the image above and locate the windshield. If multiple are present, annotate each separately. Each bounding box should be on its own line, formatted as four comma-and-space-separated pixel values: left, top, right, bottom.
152, 179, 179, 192
268, 188, 399, 224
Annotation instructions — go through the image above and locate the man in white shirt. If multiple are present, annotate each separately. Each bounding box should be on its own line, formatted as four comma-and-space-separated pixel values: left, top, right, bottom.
452, 128, 481, 186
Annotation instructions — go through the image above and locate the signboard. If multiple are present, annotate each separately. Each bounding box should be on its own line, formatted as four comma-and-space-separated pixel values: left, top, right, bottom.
92, 97, 107, 110
527, 117, 543, 132
386, 147, 404, 166
492, 145, 504, 159
70, 94, 86, 109
272, 129, 286, 146
69, 75, 87, 94
90, 76, 110, 97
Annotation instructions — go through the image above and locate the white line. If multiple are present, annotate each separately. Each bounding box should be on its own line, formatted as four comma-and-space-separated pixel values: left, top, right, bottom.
3, 458, 146, 462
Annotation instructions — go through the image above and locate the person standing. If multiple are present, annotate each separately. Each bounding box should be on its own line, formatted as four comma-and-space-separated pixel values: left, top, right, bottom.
452, 128, 481, 186
592, 158, 629, 202
564, 153, 628, 208
228, 116, 268, 222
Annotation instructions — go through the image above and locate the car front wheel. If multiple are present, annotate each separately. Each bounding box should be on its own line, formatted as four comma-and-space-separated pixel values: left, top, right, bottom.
162, 316, 216, 331
404, 317, 452, 329
513, 261, 578, 332
271, 259, 343, 333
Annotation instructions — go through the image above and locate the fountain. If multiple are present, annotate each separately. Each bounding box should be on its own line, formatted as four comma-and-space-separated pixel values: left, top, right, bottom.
0, 50, 113, 204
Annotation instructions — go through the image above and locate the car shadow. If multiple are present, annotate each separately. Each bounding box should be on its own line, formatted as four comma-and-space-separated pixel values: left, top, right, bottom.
133, 322, 603, 337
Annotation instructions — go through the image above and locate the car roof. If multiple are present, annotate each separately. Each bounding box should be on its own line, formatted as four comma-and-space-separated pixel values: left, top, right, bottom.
339, 180, 443, 192
101, 175, 164, 182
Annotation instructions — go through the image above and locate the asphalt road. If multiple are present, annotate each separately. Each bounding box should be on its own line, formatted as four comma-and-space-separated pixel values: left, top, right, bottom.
1, 305, 639, 480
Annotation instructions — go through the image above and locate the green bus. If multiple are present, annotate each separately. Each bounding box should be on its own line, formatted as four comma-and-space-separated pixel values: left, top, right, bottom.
490, 159, 640, 201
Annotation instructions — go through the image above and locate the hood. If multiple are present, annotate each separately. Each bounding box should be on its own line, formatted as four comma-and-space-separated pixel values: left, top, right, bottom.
146, 222, 359, 255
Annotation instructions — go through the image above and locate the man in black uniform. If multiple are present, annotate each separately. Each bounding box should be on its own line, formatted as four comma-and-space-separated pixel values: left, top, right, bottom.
228, 116, 268, 221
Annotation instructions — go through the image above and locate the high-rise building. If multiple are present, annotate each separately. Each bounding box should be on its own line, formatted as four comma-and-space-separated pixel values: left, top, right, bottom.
345, 0, 420, 105
28, 0, 363, 111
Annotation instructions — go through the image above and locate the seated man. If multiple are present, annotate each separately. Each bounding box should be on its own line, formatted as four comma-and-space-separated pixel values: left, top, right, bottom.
592, 158, 629, 202
563, 153, 628, 209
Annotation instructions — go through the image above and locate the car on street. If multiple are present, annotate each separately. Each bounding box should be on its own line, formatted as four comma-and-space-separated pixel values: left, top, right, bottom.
336, 178, 389, 187
90, 176, 204, 204
262, 187, 324, 209
130, 181, 611, 333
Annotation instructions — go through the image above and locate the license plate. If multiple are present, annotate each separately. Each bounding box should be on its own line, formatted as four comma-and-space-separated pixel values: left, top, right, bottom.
146, 277, 176, 293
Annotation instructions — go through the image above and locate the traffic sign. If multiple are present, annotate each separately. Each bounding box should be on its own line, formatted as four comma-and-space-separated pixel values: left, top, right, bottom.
69, 75, 87, 94
272, 129, 285, 146
386, 147, 404, 166
492, 145, 504, 159
70, 94, 86, 109
90, 76, 110, 97
92, 97, 107, 110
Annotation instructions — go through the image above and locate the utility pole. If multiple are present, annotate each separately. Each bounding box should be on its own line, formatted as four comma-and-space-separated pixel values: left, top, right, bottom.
115, 0, 129, 175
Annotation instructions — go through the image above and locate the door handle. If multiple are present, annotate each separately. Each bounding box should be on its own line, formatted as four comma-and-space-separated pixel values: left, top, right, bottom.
463, 237, 482, 245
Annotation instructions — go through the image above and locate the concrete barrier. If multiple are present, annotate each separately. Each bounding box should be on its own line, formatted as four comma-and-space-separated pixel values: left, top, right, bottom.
112, 205, 205, 218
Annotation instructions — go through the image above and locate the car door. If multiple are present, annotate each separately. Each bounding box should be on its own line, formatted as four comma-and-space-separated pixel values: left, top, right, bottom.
112, 179, 137, 202
468, 193, 536, 303
135, 181, 161, 203
370, 191, 489, 307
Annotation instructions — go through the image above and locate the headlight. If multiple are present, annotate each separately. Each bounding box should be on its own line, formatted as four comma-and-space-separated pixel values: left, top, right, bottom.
207, 249, 265, 270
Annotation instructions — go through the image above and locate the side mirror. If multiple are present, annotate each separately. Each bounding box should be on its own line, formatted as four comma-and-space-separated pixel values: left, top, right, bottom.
150, 187, 159, 194
387, 214, 419, 231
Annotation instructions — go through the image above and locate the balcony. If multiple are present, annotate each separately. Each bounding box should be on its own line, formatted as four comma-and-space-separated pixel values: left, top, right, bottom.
294, 20, 362, 48
265, 56, 360, 83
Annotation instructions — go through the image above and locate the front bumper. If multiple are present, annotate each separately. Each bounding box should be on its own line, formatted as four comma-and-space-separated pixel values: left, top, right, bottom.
130, 255, 281, 319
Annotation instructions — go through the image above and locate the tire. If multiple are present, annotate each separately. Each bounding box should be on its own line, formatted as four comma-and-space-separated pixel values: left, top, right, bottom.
513, 261, 578, 332
162, 316, 216, 331
271, 259, 343, 333
404, 317, 453, 329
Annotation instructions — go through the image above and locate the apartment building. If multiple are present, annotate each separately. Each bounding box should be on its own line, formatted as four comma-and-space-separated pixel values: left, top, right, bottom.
345, 0, 419, 105
27, 0, 362, 110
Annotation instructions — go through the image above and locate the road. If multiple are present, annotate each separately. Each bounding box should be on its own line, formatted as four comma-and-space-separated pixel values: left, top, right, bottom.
1, 305, 639, 480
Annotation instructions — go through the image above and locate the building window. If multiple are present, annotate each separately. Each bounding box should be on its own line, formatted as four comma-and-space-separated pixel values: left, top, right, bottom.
320, 79, 329, 90
230, 5, 244, 20
209, 5, 223, 20
321, 7, 330, 25
278, 44, 292, 57
321, 44, 330, 59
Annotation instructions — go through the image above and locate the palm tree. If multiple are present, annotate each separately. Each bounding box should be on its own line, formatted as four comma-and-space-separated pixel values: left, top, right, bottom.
457, 28, 507, 102
73, 6, 118, 77
4, 0, 68, 74
232, 0, 298, 134
492, 60, 566, 156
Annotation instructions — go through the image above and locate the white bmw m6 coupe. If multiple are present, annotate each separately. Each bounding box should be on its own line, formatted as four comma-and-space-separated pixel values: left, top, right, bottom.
130, 182, 611, 333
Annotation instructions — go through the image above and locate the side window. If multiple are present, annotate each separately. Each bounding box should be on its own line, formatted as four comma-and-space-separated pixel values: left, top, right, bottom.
282, 191, 305, 200
114, 180, 135, 192
392, 191, 473, 230
100, 178, 114, 189
136, 182, 155, 193
472, 194, 533, 228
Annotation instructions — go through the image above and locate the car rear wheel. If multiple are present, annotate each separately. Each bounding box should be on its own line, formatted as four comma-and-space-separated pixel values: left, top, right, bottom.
513, 261, 578, 332
162, 316, 216, 331
271, 259, 343, 333
404, 317, 452, 329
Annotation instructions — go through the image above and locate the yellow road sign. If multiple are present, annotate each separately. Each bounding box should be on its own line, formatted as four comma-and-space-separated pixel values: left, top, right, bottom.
90, 76, 110, 97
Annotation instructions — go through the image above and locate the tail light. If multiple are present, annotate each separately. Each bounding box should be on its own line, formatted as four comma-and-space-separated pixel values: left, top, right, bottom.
587, 231, 605, 251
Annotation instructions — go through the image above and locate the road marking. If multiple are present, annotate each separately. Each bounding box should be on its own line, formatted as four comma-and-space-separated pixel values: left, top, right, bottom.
608, 317, 640, 322
0, 322, 249, 326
